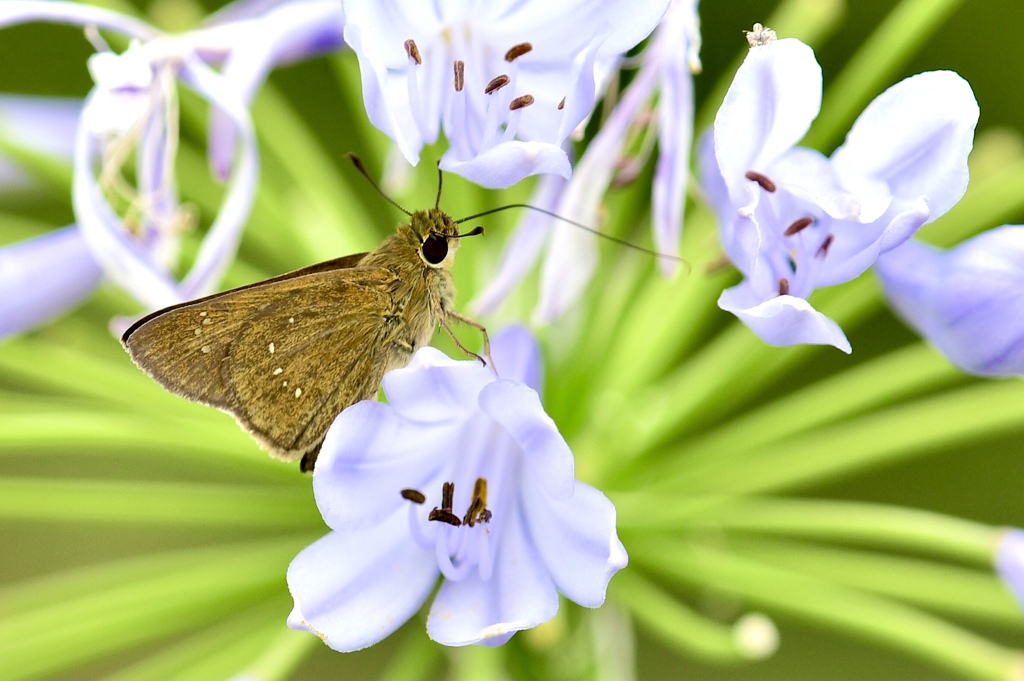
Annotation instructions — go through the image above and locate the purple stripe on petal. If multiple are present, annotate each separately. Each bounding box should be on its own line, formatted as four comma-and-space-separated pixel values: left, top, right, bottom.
0, 226, 103, 338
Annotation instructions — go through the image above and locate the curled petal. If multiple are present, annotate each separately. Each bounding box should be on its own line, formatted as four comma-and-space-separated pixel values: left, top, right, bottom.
996, 529, 1024, 610
479, 380, 574, 500
427, 510, 557, 646
177, 58, 259, 299
877, 226, 1024, 376
0, 1, 157, 38
0, 95, 80, 161
714, 39, 822, 204
832, 71, 978, 219
287, 510, 437, 652
522, 481, 626, 608
440, 140, 571, 189
652, 38, 692, 275
719, 283, 852, 353
470, 173, 564, 316
207, 0, 344, 178
0, 226, 103, 338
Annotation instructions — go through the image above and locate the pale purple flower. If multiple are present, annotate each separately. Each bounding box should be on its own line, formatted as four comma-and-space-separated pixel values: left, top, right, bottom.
0, 95, 79, 188
877, 226, 1024, 376
995, 529, 1024, 610
472, 0, 700, 321
0, 0, 343, 335
700, 38, 978, 352
287, 326, 626, 650
342, 0, 671, 188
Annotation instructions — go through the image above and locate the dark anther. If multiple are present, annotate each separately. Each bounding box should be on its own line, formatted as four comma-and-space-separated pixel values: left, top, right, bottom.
816, 234, 835, 258
404, 39, 422, 65
462, 478, 491, 527
428, 481, 462, 526
745, 170, 776, 193
453, 60, 465, 92
557, 97, 566, 110
485, 74, 510, 94
778, 278, 790, 296
509, 94, 535, 111
784, 216, 814, 236
401, 489, 426, 504
505, 42, 533, 62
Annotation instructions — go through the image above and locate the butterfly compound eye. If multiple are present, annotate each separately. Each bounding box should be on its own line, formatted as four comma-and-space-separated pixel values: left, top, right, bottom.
422, 233, 449, 265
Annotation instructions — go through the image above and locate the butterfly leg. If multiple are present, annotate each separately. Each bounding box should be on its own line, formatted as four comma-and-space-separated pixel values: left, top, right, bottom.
439, 312, 493, 368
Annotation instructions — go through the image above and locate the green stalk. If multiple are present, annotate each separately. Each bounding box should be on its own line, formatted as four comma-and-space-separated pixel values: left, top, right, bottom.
229, 623, 319, 681
616, 496, 996, 566
105, 599, 292, 681
0, 536, 313, 680
725, 536, 1022, 626
0, 477, 316, 528
631, 537, 1024, 680
802, 0, 967, 151
645, 378, 1024, 495
611, 570, 749, 662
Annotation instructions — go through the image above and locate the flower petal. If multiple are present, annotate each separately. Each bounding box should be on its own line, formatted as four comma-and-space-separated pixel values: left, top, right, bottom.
426, 508, 557, 646
287, 510, 437, 652
383, 347, 495, 424
652, 39, 692, 275
0, 226, 103, 338
995, 529, 1024, 612
719, 283, 852, 352
315, 400, 458, 528
714, 39, 822, 205
831, 70, 978, 219
876, 226, 1024, 376
0, 1, 157, 39
491, 325, 543, 392
521, 481, 626, 607
440, 139, 571, 189
478, 380, 574, 500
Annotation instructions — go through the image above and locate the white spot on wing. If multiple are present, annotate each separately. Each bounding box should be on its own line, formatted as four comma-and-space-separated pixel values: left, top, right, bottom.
295, 387, 302, 398
269, 342, 276, 354
201, 345, 211, 354
273, 367, 283, 376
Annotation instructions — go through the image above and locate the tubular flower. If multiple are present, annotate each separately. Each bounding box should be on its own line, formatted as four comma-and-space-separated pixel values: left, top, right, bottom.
699, 36, 978, 351
0, 0, 343, 333
287, 326, 627, 650
342, 0, 671, 188
473, 0, 701, 321
877, 225, 1024, 376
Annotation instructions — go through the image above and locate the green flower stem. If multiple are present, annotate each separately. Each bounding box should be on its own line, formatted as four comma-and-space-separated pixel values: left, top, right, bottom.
0, 477, 316, 527
618, 343, 962, 487
616, 496, 996, 566
0, 536, 312, 681
380, 628, 446, 681
647, 378, 1024, 496
611, 570, 749, 662
449, 642, 509, 681
802, 0, 967, 152
234, 624, 321, 681
251, 83, 381, 254
106, 599, 292, 681
0, 410, 286, 474
630, 536, 1024, 680
725, 536, 1022, 626
695, 0, 845, 134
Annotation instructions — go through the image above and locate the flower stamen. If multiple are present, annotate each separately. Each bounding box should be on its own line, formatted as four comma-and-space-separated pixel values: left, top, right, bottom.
505, 42, 533, 62
816, 234, 835, 258
462, 478, 492, 527
778, 278, 790, 296
401, 488, 426, 504
428, 481, 462, 526
745, 170, 776, 193
403, 38, 422, 65
509, 94, 535, 111
485, 74, 511, 95
453, 60, 465, 92
784, 217, 815, 236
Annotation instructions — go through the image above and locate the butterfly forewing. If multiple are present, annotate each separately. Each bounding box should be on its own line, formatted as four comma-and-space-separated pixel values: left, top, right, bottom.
124, 265, 401, 460
227, 268, 400, 457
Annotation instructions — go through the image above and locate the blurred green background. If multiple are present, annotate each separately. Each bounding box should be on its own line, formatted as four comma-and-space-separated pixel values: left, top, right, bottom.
3, 0, 1024, 679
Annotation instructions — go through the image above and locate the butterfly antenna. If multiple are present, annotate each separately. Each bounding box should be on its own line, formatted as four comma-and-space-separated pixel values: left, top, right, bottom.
435, 161, 444, 209
455, 204, 685, 265
345, 153, 412, 216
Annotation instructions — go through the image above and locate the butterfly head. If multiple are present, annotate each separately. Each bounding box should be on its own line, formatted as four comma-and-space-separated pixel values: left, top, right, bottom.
409, 208, 483, 269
